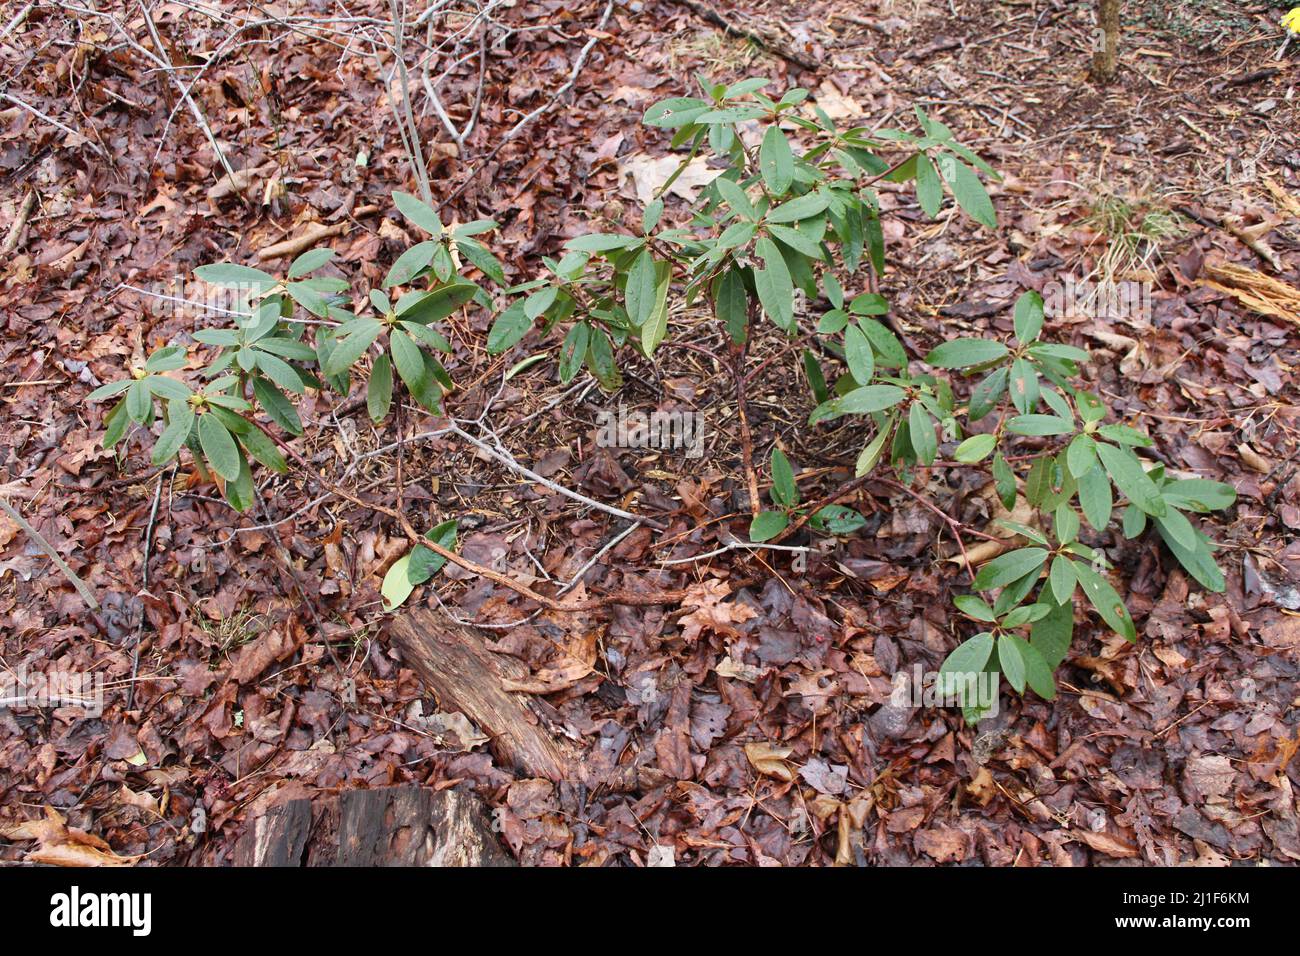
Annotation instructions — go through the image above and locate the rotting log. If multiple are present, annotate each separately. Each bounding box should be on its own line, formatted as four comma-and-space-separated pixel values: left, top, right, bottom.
389, 611, 579, 782
234, 785, 513, 867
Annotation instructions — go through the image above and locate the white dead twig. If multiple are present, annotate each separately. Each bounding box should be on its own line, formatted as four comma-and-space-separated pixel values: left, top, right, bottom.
0, 497, 99, 610
0, 92, 107, 157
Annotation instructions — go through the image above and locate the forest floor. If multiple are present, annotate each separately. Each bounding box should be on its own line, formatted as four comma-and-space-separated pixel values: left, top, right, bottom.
1, 0, 1299, 866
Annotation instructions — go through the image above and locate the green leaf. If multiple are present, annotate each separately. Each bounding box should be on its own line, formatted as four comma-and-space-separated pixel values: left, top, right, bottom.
198, 412, 241, 481
87, 378, 133, 402
151, 405, 195, 465
1066, 433, 1098, 478
221, 448, 255, 512
1097, 423, 1154, 447
767, 222, 823, 258
385, 241, 437, 288
1072, 560, 1137, 642
390, 329, 430, 395
1053, 504, 1080, 545
753, 237, 794, 332
766, 191, 829, 224
640, 271, 671, 356
393, 191, 444, 237
1008, 414, 1073, 436
147, 376, 193, 401
968, 367, 1008, 421
1048, 554, 1077, 605
324, 320, 383, 377
810, 504, 865, 535
253, 352, 305, 394
1122, 503, 1148, 538
992, 452, 1016, 509
914, 152, 942, 217
565, 233, 640, 253
759, 125, 795, 195
714, 176, 757, 220
1009, 357, 1039, 414
1095, 442, 1165, 517
939, 632, 995, 681
559, 322, 590, 384
848, 292, 889, 316
1154, 505, 1198, 552
749, 510, 789, 542
858, 318, 907, 368
997, 634, 1026, 693
973, 547, 1049, 591
954, 594, 997, 622
237, 423, 288, 473
486, 301, 531, 354
194, 263, 277, 288
126, 379, 153, 424
253, 378, 303, 436
716, 268, 749, 344
1076, 465, 1113, 530
1154, 521, 1226, 592
456, 238, 507, 285
381, 555, 419, 611
287, 248, 334, 278
829, 384, 907, 419
1161, 478, 1236, 513
1030, 599, 1073, 670
625, 249, 658, 328
145, 346, 187, 372
1004, 635, 1054, 699
925, 338, 1009, 369
770, 447, 797, 506
938, 156, 996, 228
854, 427, 891, 477
409, 519, 459, 581
1013, 291, 1044, 344
843, 323, 874, 384
909, 402, 936, 465
367, 353, 393, 422
954, 433, 996, 463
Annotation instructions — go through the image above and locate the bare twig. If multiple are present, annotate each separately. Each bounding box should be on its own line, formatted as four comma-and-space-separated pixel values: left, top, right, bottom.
1, 189, 36, 256
439, 0, 615, 209
127, 473, 164, 708
0, 93, 107, 157
0, 497, 99, 610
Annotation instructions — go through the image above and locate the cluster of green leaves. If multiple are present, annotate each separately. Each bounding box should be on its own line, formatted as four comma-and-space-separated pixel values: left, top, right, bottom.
87, 76, 1236, 689
749, 447, 869, 542
87, 192, 491, 590
801, 287, 1235, 718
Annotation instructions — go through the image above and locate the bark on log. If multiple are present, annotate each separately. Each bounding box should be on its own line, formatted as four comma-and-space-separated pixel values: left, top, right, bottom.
389, 611, 579, 782
234, 786, 513, 867
336, 786, 513, 866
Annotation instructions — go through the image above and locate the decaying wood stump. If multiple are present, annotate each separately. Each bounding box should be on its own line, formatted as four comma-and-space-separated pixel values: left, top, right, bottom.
234, 785, 513, 867
389, 611, 579, 782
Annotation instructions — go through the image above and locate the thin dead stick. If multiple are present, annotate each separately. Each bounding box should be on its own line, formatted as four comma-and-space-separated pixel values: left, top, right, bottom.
264, 429, 684, 611
0, 93, 107, 157
130, 0, 239, 185
439, 0, 614, 210
127, 473, 164, 708
0, 188, 36, 256
387, 0, 434, 203
0, 497, 99, 610
732, 337, 761, 519
447, 422, 666, 530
